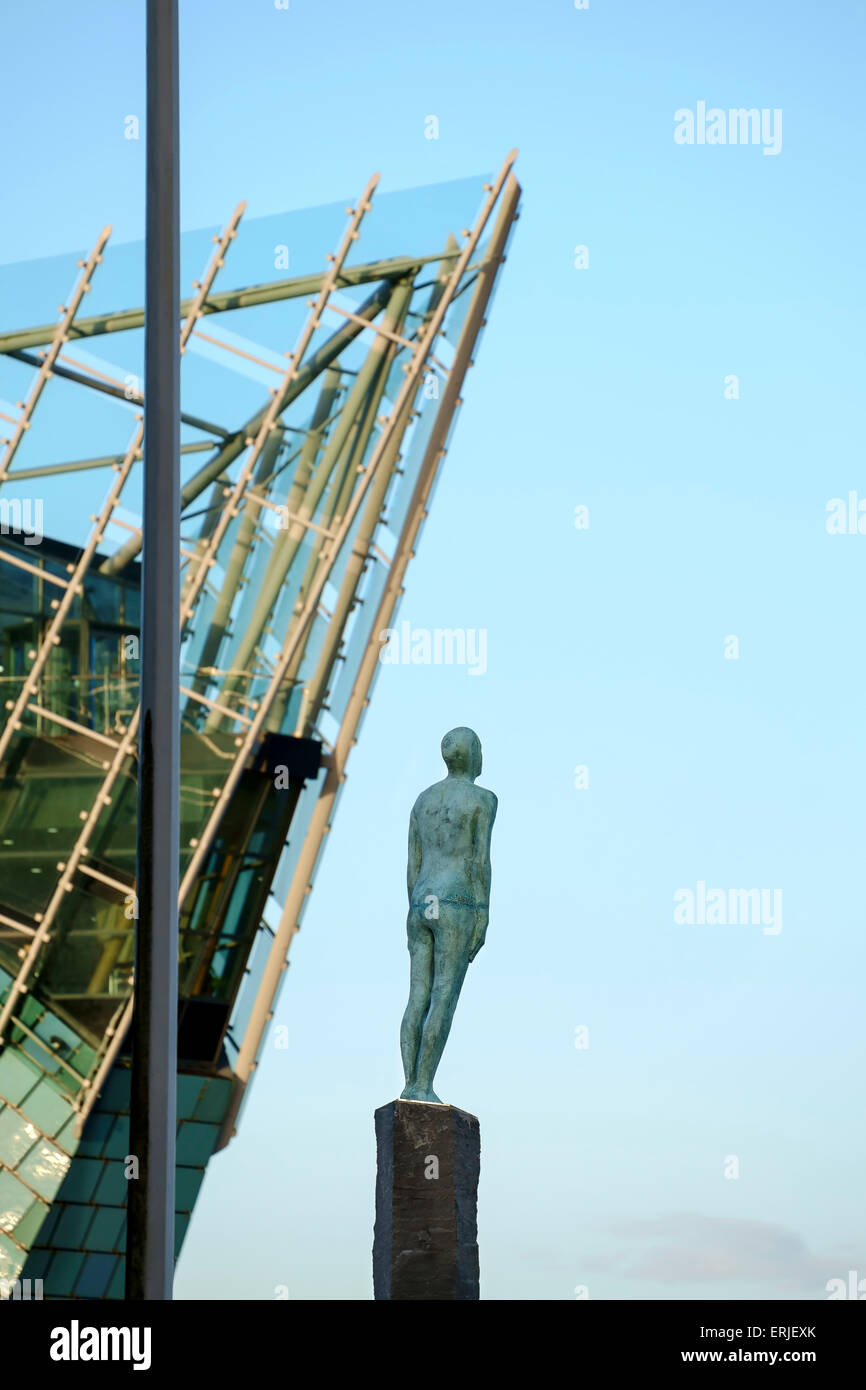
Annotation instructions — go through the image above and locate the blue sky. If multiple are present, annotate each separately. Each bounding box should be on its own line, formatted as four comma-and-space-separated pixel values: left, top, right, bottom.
2, 0, 865, 1300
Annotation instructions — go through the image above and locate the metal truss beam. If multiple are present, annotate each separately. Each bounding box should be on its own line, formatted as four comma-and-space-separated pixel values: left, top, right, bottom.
6, 348, 232, 442
6, 438, 215, 483
0, 250, 459, 356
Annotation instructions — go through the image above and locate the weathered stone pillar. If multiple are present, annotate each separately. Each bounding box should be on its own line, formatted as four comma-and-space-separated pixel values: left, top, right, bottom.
373, 1100, 480, 1300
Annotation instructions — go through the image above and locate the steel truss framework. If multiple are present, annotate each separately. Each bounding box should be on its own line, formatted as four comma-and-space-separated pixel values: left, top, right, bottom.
0, 157, 520, 1175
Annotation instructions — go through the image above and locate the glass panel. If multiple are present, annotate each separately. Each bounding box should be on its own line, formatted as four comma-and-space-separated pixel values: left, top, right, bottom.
84, 1206, 124, 1253
73, 1252, 117, 1299
10, 1198, 50, 1249
0, 1167, 31, 1232
19, 1078, 73, 1139
16, 1139, 71, 1200
329, 557, 390, 727
58, 1157, 103, 1204
176, 1121, 218, 1166
0, 1106, 39, 1169
0, 1047, 41, 1105
35, 877, 133, 1041
178, 756, 293, 1006
54, 1203, 95, 1247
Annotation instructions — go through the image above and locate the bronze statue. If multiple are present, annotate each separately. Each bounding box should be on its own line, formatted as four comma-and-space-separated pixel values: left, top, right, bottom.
400, 728, 497, 1102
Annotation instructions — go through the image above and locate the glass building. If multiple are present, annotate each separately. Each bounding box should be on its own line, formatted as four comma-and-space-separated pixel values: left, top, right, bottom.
0, 162, 519, 1299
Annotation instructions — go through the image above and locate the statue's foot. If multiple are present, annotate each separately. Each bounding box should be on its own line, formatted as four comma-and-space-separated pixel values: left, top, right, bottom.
399, 1084, 443, 1103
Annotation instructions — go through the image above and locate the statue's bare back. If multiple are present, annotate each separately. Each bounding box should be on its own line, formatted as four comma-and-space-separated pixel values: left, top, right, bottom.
410, 778, 495, 909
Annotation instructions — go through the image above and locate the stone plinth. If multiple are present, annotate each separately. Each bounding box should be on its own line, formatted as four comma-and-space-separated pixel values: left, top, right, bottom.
373, 1099, 480, 1300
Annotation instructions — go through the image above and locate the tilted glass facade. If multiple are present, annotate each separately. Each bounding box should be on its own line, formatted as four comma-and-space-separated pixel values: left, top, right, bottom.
0, 165, 519, 1296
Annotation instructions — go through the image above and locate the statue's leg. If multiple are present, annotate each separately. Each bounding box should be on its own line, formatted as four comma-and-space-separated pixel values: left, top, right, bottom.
412, 910, 471, 1102
399, 913, 433, 1098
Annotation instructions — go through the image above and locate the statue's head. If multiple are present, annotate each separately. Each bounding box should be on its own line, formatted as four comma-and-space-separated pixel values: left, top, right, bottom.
441, 726, 482, 780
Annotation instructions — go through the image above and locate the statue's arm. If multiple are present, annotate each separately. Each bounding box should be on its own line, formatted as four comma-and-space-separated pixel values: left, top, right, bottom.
468, 792, 497, 961
407, 805, 422, 902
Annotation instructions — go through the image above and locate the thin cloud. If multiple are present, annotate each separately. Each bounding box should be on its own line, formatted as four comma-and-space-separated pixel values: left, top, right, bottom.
586, 1213, 856, 1292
